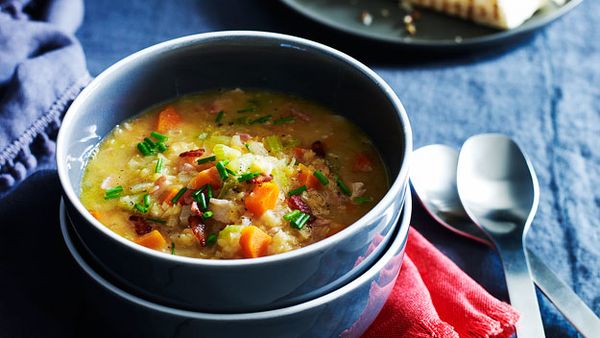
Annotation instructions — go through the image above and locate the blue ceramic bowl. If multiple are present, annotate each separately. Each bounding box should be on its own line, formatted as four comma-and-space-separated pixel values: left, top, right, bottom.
56, 31, 412, 312
59, 193, 411, 338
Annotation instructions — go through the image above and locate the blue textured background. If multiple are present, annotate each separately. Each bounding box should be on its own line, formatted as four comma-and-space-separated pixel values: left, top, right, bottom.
0, 0, 597, 337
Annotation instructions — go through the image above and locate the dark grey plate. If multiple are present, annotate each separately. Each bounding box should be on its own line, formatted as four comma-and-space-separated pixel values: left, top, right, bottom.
280, 0, 582, 49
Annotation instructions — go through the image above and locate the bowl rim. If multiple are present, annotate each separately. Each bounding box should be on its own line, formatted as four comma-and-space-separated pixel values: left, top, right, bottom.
57, 30, 412, 267
59, 193, 411, 319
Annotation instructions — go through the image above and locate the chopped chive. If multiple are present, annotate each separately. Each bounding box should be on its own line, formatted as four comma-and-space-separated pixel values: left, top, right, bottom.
313, 170, 329, 185
216, 161, 228, 180
245, 143, 250, 151
291, 213, 310, 229
215, 111, 224, 123
237, 107, 256, 113
238, 172, 260, 183
137, 142, 152, 156
171, 242, 176, 255
206, 233, 218, 246
171, 187, 188, 204
150, 131, 168, 142
249, 114, 272, 125
143, 193, 151, 207
205, 184, 213, 199
273, 116, 295, 125
104, 186, 123, 199
156, 142, 167, 153
155, 157, 164, 173
144, 137, 156, 149
197, 155, 216, 165
226, 168, 237, 176
336, 177, 352, 196
288, 185, 307, 196
202, 210, 214, 219
146, 217, 166, 224
194, 192, 208, 211
134, 203, 148, 213
284, 210, 302, 221
353, 196, 373, 204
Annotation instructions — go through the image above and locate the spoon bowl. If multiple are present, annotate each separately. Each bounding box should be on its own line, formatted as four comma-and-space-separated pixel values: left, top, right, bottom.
457, 133, 545, 337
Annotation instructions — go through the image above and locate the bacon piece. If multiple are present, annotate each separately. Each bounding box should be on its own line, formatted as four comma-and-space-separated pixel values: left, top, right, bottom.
290, 107, 311, 122
287, 195, 316, 224
190, 201, 203, 216
129, 215, 152, 235
188, 216, 206, 246
249, 174, 273, 184
179, 149, 205, 158
236, 133, 252, 141
180, 189, 195, 205
311, 141, 326, 158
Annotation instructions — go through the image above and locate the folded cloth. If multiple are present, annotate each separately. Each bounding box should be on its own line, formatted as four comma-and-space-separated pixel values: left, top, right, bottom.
0, 0, 90, 198
365, 228, 519, 338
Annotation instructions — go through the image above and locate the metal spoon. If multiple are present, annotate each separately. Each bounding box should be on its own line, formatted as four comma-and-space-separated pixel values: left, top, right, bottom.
411, 144, 600, 337
457, 134, 545, 337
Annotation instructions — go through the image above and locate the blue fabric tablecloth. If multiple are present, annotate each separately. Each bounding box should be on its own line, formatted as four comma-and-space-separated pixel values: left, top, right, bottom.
0, 0, 598, 337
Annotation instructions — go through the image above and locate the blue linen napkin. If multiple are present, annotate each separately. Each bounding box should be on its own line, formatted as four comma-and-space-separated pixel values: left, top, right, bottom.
0, 0, 90, 197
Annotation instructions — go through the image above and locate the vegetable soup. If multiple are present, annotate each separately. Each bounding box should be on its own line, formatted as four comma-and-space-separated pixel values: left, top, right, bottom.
80, 89, 388, 259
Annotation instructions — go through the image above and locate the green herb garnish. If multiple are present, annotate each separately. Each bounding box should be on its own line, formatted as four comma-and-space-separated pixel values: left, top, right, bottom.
284, 210, 302, 221
215, 111, 224, 124
249, 114, 272, 125
155, 157, 164, 173
171, 242, 176, 255
291, 212, 310, 229
156, 142, 167, 153
146, 217, 166, 224
143, 193, 151, 207
273, 116, 295, 125
353, 196, 373, 204
206, 233, 218, 246
238, 172, 260, 183
134, 203, 148, 213
194, 191, 208, 211
202, 210, 214, 219
313, 170, 329, 185
336, 177, 351, 196
216, 161, 228, 180
288, 185, 307, 196
171, 187, 188, 204
137, 142, 152, 156
197, 155, 216, 165
104, 185, 124, 199
150, 131, 168, 142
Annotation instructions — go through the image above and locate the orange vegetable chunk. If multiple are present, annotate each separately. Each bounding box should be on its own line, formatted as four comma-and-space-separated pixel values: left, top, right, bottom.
245, 182, 280, 216
188, 166, 222, 190
297, 164, 320, 190
156, 105, 181, 132
159, 187, 180, 205
135, 230, 167, 249
239, 226, 272, 258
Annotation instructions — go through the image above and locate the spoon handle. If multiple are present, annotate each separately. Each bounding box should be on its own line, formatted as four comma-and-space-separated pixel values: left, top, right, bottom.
527, 250, 600, 337
497, 244, 546, 337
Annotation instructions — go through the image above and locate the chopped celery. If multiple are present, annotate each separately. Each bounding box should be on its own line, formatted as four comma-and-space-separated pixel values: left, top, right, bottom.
213, 144, 242, 161
265, 135, 283, 153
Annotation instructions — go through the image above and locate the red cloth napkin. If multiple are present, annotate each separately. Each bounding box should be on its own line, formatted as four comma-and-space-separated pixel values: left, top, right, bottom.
364, 227, 519, 338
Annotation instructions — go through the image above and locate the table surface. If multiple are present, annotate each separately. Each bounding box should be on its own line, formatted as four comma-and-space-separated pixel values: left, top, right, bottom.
7, 0, 599, 337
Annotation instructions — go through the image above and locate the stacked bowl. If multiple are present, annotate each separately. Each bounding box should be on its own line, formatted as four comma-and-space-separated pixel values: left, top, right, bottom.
57, 31, 412, 337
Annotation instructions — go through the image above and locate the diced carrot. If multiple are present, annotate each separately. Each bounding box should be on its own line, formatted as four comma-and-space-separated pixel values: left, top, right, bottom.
156, 105, 181, 132
352, 153, 373, 172
89, 210, 101, 220
188, 166, 222, 190
239, 226, 272, 258
160, 187, 179, 205
297, 164, 320, 190
245, 182, 280, 216
135, 230, 167, 250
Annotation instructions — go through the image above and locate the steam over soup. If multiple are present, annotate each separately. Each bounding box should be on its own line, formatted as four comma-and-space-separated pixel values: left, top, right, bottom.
80, 89, 388, 259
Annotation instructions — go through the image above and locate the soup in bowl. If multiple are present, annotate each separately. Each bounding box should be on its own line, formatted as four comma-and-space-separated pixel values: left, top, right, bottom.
57, 31, 412, 312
